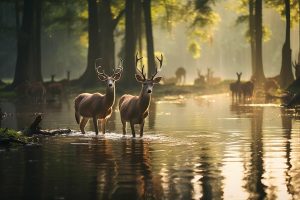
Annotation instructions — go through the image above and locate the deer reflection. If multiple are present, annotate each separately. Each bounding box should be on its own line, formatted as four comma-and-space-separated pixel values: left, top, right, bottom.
110, 139, 163, 199
243, 107, 267, 199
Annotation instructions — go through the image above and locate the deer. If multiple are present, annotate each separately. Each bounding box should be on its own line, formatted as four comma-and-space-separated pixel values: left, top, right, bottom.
194, 69, 205, 86
175, 67, 186, 85
47, 74, 64, 98
74, 59, 123, 135
229, 72, 242, 100
241, 79, 255, 100
119, 53, 163, 137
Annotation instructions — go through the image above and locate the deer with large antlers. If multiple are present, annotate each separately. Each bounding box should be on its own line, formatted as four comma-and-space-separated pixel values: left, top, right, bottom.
74, 59, 123, 135
119, 53, 163, 137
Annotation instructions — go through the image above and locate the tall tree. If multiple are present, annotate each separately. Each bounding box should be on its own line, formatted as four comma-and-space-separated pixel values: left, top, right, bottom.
253, 0, 265, 84
143, 0, 155, 77
10, 0, 42, 89
123, 0, 137, 87
280, 0, 294, 88
99, 0, 124, 73
78, 0, 101, 86
249, 0, 256, 77
298, 0, 300, 64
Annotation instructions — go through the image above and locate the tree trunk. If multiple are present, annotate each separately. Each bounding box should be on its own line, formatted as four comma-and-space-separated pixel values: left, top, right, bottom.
123, 0, 137, 87
135, 0, 143, 66
100, 0, 115, 73
15, 0, 20, 37
249, 0, 256, 77
253, 0, 265, 84
298, 0, 300, 63
280, 0, 294, 88
78, 0, 101, 87
10, 0, 43, 89
31, 0, 42, 82
143, 0, 155, 77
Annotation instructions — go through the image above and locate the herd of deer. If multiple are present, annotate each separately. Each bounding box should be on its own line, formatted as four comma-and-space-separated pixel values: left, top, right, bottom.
15, 71, 70, 103
74, 53, 163, 137
230, 60, 300, 102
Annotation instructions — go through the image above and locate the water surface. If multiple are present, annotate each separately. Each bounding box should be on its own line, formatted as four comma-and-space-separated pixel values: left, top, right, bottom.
1, 94, 300, 199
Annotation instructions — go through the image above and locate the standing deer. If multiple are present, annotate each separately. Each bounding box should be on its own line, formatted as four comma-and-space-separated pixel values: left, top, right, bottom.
194, 69, 205, 86
175, 67, 186, 85
229, 72, 242, 100
74, 59, 123, 135
241, 80, 254, 100
119, 53, 163, 137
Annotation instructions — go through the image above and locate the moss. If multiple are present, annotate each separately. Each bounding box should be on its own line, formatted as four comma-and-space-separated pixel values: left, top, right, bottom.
0, 128, 31, 146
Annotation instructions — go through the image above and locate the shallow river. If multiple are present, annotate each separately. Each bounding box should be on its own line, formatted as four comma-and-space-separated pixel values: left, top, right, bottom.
1, 94, 300, 200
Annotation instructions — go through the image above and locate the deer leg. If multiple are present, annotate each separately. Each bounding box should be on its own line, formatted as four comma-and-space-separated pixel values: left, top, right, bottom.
140, 121, 145, 137
130, 121, 136, 138
101, 119, 107, 134
80, 117, 89, 134
93, 116, 98, 135
122, 120, 127, 135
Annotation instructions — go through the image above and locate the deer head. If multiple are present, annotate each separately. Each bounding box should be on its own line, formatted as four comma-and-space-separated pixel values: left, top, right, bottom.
236, 72, 242, 82
95, 58, 123, 89
135, 53, 163, 94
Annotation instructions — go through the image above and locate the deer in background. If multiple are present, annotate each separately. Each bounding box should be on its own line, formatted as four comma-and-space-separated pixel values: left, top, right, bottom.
74, 59, 123, 135
175, 67, 186, 85
229, 72, 242, 100
47, 74, 64, 98
292, 60, 300, 79
194, 69, 205, 86
119, 53, 163, 137
241, 79, 254, 100
14, 81, 46, 103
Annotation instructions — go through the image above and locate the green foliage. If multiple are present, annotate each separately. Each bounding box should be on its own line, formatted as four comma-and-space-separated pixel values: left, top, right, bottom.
188, 40, 201, 58
150, 0, 219, 59
186, 0, 220, 58
233, 0, 272, 43
265, 0, 299, 27
43, 0, 86, 34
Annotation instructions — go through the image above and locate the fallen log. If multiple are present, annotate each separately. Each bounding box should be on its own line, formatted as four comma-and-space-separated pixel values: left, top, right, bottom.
26, 114, 72, 136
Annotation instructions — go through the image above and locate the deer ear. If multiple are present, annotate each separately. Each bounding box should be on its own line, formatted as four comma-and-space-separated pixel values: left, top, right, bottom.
98, 74, 107, 81
153, 76, 162, 84
113, 72, 122, 81
135, 74, 144, 82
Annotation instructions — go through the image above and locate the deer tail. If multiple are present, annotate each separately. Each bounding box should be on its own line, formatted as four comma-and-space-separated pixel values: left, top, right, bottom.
74, 95, 83, 124
75, 111, 80, 124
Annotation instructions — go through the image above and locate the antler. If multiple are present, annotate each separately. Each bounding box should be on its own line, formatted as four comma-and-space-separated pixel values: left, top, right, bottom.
95, 58, 108, 79
151, 54, 163, 80
136, 53, 146, 80
113, 58, 124, 74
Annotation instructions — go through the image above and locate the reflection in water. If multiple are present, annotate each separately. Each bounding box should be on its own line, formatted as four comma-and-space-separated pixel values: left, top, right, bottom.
148, 99, 157, 130
244, 107, 267, 199
1, 94, 300, 199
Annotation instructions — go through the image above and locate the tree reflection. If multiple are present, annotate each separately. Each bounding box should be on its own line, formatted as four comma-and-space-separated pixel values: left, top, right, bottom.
281, 108, 295, 197
199, 147, 224, 200
243, 107, 267, 199
148, 99, 156, 130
